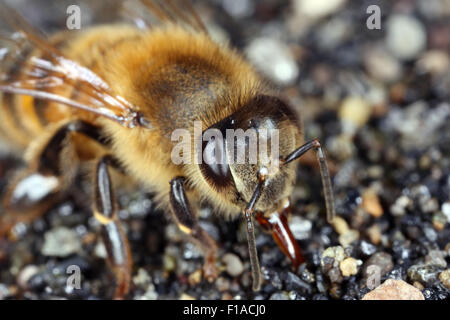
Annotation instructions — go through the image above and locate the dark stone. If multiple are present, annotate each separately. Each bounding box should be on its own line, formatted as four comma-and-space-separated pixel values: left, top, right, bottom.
422, 285, 450, 300
312, 293, 329, 300
359, 240, 377, 257
281, 271, 312, 295
385, 266, 407, 280
407, 264, 443, 286
260, 249, 284, 267
315, 270, 329, 293
261, 267, 283, 290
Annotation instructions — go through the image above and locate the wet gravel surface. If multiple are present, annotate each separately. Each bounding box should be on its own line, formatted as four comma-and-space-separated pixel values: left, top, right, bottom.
0, 0, 449, 300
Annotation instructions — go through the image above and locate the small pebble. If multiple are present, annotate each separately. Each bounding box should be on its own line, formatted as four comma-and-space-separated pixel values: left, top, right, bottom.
282, 272, 312, 295
390, 196, 411, 217
163, 252, 176, 273
322, 246, 346, 265
338, 230, 360, 247
17, 265, 40, 290
407, 264, 442, 286
0, 284, 11, 300
362, 279, 424, 300
332, 216, 349, 235
362, 189, 383, 218
359, 240, 377, 257
438, 269, 450, 290
425, 250, 447, 268
364, 47, 402, 83
362, 252, 394, 279
315, 270, 328, 293
386, 14, 427, 60
94, 241, 107, 259
339, 97, 372, 134
366, 224, 382, 245
423, 226, 438, 242
413, 281, 424, 291
269, 292, 290, 300
432, 211, 447, 231
328, 134, 356, 160
222, 253, 244, 277
183, 242, 202, 260
133, 268, 151, 288
215, 277, 230, 292
327, 266, 344, 284
135, 285, 158, 300
261, 267, 283, 290
298, 266, 315, 284
339, 258, 360, 277
222, 0, 254, 19
289, 216, 312, 240
188, 269, 202, 286
442, 202, 450, 222
41, 227, 81, 257
295, 0, 347, 19
289, 291, 306, 300
329, 283, 342, 299
179, 293, 196, 300
245, 38, 299, 85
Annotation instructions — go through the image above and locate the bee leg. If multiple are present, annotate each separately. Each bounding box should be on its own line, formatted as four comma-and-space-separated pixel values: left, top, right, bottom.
93, 155, 132, 300
169, 177, 218, 282
0, 121, 104, 238
283, 139, 336, 223
255, 199, 305, 271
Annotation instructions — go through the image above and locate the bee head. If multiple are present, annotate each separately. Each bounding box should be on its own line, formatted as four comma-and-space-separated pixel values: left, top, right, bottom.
199, 94, 302, 213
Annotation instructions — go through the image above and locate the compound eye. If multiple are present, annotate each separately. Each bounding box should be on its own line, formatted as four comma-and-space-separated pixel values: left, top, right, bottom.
200, 134, 233, 190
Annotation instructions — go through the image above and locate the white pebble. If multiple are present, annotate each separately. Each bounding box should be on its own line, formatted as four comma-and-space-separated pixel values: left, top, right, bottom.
386, 14, 426, 60
295, 0, 347, 19
289, 216, 312, 240
442, 202, 450, 222
222, 253, 244, 277
245, 38, 299, 85
17, 265, 40, 289
41, 227, 81, 257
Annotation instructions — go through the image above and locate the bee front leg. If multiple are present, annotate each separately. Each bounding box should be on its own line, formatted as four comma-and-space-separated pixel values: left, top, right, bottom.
169, 177, 218, 282
93, 156, 132, 300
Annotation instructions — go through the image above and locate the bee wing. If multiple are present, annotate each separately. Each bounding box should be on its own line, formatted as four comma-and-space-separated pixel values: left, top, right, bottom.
123, 0, 208, 34
0, 3, 152, 129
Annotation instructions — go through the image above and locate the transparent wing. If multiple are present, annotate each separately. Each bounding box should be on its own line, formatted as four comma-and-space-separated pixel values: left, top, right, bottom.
122, 0, 208, 34
0, 3, 151, 129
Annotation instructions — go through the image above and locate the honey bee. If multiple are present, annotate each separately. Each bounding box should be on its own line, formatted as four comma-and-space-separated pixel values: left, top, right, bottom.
0, 0, 335, 298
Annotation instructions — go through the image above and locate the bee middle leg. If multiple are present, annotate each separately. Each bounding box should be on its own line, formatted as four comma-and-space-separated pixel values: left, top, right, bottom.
93, 155, 132, 299
169, 177, 218, 282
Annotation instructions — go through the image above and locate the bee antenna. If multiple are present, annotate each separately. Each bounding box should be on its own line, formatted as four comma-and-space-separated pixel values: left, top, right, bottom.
243, 167, 268, 291
282, 139, 335, 223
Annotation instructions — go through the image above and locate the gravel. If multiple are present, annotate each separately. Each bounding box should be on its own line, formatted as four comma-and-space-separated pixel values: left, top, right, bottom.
41, 227, 82, 258
222, 253, 245, 277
